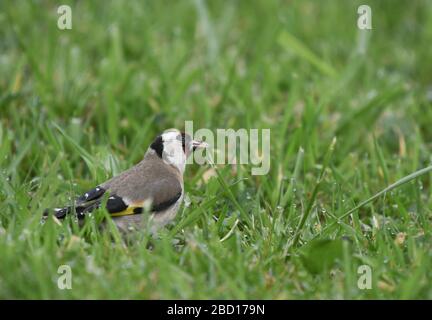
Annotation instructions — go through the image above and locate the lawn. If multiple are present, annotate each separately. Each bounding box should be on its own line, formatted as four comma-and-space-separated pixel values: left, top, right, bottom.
0, 0, 431, 299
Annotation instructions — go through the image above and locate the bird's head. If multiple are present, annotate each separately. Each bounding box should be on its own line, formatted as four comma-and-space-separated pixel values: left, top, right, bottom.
150, 129, 208, 172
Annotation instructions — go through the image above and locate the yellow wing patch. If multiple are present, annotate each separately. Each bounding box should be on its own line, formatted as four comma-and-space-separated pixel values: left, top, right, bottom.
110, 201, 147, 217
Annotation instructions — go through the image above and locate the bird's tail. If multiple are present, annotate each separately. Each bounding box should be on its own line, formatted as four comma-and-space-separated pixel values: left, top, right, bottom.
43, 206, 73, 220
43, 202, 101, 221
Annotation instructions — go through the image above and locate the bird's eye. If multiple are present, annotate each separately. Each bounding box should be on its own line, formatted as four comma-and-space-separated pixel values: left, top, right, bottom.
181, 133, 186, 153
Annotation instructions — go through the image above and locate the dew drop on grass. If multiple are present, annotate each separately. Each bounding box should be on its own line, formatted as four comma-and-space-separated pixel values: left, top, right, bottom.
426, 88, 432, 101
184, 194, 191, 207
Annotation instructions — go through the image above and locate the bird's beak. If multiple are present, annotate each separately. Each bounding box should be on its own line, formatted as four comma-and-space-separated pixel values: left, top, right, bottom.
192, 140, 208, 151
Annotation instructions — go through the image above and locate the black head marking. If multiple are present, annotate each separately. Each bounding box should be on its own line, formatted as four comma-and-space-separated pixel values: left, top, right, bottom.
150, 135, 164, 158
180, 132, 186, 153
178, 132, 193, 153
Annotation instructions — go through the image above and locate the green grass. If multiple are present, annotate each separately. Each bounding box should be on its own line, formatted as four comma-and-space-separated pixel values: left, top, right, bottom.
1, 0, 432, 299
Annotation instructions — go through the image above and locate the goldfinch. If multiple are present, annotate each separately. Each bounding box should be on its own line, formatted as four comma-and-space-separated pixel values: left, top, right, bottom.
44, 129, 207, 233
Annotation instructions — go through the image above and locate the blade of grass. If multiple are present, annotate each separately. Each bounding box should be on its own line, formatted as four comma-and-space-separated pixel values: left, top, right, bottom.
278, 31, 337, 77
280, 146, 304, 208
52, 122, 95, 168
168, 196, 219, 237
373, 134, 390, 185
206, 152, 252, 229
288, 137, 337, 251
317, 164, 432, 238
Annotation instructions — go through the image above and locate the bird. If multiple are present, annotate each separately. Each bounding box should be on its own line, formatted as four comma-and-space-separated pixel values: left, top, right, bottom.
43, 129, 207, 234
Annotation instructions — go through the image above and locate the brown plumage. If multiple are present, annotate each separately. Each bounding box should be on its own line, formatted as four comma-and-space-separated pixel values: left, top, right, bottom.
44, 129, 207, 234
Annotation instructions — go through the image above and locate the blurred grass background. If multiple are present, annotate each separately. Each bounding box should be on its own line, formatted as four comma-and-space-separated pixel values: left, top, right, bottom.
0, 0, 431, 298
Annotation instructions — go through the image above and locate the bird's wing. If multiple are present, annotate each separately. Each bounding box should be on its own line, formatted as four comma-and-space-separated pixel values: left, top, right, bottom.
106, 175, 183, 217
46, 176, 182, 220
